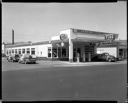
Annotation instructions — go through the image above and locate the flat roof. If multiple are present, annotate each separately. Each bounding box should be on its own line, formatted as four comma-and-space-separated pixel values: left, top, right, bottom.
5, 41, 50, 48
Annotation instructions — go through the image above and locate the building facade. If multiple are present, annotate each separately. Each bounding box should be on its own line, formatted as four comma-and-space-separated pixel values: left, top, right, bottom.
4, 28, 127, 62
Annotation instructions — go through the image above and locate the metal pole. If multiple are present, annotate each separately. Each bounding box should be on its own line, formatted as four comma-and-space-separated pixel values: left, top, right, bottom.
57, 46, 58, 58
61, 46, 62, 59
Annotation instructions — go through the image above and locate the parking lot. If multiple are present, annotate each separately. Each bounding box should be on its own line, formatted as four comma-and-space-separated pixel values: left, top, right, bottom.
2, 58, 127, 102
2, 57, 127, 71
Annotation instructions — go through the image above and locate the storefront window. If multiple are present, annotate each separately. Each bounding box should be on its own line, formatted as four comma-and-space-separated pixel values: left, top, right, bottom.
9, 50, 11, 54
48, 48, 51, 57
22, 48, 25, 54
19, 49, 21, 54
27, 48, 30, 54
31, 48, 35, 55
52, 48, 57, 57
12, 49, 14, 53
62, 48, 66, 57
6, 50, 8, 55
15, 49, 17, 54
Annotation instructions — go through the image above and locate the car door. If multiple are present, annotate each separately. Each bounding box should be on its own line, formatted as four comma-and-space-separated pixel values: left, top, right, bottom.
97, 54, 102, 61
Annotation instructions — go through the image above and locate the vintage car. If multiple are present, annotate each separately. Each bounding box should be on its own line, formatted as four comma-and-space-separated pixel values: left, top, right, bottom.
12, 54, 20, 62
91, 53, 116, 62
18, 54, 37, 64
7, 55, 13, 62
7, 54, 20, 62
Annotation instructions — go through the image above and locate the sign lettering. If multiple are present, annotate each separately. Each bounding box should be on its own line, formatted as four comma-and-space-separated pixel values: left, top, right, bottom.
104, 34, 116, 41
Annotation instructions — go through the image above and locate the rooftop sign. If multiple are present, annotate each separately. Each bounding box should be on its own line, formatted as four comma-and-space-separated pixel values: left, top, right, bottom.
60, 34, 68, 41
104, 34, 116, 41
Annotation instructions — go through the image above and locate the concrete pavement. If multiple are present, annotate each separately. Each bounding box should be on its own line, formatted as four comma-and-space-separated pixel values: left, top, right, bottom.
2, 57, 127, 71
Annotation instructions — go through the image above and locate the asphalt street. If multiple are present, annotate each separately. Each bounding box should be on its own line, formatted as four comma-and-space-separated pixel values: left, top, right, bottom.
2, 58, 127, 102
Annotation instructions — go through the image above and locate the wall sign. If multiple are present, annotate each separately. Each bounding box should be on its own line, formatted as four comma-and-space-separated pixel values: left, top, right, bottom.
72, 29, 87, 33
60, 34, 68, 41
98, 41, 117, 47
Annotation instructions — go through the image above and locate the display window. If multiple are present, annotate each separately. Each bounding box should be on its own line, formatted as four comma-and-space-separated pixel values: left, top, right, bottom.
31, 48, 35, 55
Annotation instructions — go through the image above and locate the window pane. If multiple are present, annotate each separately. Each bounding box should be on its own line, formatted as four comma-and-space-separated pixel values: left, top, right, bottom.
48, 48, 51, 57
32, 51, 35, 55
31, 48, 35, 55
7, 50, 8, 54
15, 49, 17, 54
22, 48, 25, 54
9, 50, 11, 54
12, 49, 14, 53
52, 48, 57, 57
27, 48, 30, 54
19, 49, 21, 54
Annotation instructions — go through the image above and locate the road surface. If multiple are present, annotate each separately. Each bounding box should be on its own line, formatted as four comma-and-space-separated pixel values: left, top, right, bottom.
2, 58, 127, 102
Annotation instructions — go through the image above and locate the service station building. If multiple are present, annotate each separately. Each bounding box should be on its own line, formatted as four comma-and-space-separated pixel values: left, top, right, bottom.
4, 28, 127, 62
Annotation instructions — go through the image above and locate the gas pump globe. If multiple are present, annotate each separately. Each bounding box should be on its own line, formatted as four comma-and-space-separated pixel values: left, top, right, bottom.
61, 42, 64, 47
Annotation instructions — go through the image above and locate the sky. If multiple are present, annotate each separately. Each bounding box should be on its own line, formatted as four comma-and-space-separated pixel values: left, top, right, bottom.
2, 2, 127, 43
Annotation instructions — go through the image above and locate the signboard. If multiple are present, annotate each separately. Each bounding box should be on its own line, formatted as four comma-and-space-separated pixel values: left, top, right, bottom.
98, 41, 117, 47
60, 34, 68, 41
104, 34, 116, 41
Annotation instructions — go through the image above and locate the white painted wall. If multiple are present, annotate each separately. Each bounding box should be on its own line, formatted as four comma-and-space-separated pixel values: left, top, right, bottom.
51, 35, 60, 41
36, 44, 52, 57
2, 43, 5, 53
6, 44, 52, 57
96, 47, 117, 57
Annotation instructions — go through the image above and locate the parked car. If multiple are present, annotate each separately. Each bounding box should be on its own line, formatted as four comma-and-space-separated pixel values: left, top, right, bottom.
116, 56, 124, 61
7, 55, 13, 62
91, 53, 116, 62
7, 54, 20, 62
12, 54, 20, 62
18, 54, 37, 64
2, 53, 6, 57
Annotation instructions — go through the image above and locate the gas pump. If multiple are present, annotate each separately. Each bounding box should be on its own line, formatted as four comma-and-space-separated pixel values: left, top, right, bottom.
88, 52, 91, 62
83, 53, 86, 62
77, 52, 80, 62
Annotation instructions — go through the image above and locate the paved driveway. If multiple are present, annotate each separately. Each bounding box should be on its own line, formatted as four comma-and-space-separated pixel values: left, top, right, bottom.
2, 58, 127, 102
